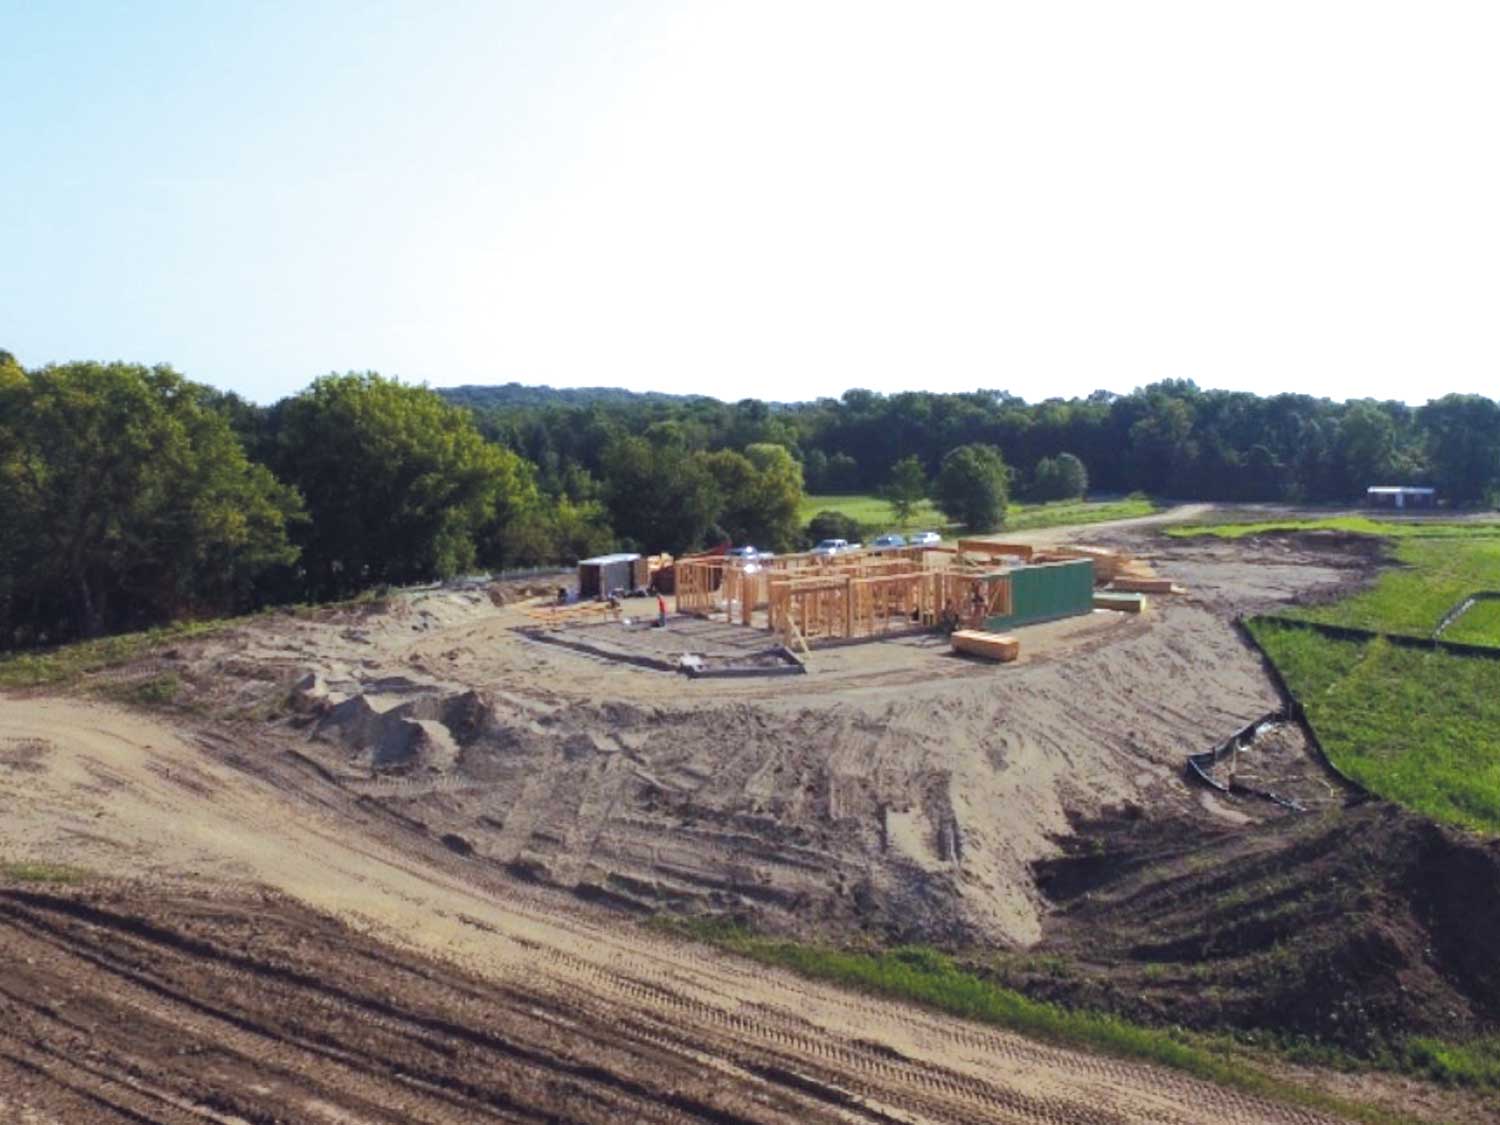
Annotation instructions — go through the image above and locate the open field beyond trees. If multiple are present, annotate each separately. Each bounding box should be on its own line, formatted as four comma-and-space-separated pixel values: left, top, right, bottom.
798, 493, 1157, 536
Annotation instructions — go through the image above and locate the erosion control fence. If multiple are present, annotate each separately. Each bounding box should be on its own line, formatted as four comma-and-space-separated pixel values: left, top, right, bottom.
1250, 614, 1500, 660
1230, 616, 1372, 799
1186, 708, 1308, 812
1432, 590, 1500, 639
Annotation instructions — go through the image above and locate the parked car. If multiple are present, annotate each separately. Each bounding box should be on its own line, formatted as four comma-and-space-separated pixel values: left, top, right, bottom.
908, 531, 941, 546
871, 533, 907, 550
810, 538, 853, 557
725, 546, 759, 561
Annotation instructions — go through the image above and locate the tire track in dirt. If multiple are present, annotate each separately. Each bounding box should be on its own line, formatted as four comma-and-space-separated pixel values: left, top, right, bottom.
3, 697, 1344, 1125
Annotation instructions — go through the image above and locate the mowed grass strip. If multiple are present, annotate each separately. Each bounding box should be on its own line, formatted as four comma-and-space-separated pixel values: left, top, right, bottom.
797, 494, 1157, 536
654, 919, 1410, 1124
0, 859, 90, 884
1166, 516, 1500, 541
1296, 536, 1500, 640
797, 493, 953, 531
1248, 620, 1500, 834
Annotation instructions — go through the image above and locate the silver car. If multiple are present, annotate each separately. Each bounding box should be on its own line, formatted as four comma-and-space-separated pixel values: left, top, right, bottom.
908, 531, 941, 546
810, 538, 851, 557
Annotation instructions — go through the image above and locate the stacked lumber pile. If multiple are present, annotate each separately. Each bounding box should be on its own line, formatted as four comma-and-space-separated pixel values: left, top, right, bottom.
958, 539, 1033, 561
521, 601, 620, 629
1109, 575, 1175, 594
950, 629, 1020, 662
1035, 544, 1129, 584
1094, 591, 1147, 614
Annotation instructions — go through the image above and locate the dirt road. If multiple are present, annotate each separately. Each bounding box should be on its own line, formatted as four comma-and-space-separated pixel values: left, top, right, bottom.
1017, 502, 1215, 546
1, 697, 1339, 1124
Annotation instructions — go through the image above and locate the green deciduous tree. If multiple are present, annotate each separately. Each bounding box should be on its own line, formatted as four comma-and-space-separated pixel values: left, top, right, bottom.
699, 443, 804, 552
271, 373, 534, 597
1418, 394, 1500, 505
882, 455, 928, 526
0, 361, 302, 643
804, 510, 867, 547
934, 444, 1010, 531
743, 443, 804, 550
1337, 401, 1397, 496
1030, 452, 1088, 502
600, 435, 720, 552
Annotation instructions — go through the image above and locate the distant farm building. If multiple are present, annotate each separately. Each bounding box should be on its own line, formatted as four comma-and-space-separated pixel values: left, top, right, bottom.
1366, 486, 1436, 510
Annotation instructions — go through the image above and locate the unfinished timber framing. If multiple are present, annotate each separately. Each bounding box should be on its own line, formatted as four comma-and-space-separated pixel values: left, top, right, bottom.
767, 568, 1012, 649
675, 546, 1012, 648
677, 547, 948, 624
675, 556, 726, 615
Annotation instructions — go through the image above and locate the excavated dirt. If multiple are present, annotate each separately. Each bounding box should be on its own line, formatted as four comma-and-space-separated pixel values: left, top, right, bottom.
9, 510, 1492, 1122
41, 534, 1360, 940
1012, 803, 1500, 1052
0, 697, 1347, 1125
55, 526, 1365, 952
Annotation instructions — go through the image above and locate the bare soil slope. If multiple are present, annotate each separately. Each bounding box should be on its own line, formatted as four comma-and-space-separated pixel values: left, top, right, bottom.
1, 699, 1341, 1125
1014, 803, 1500, 1050
73, 530, 1365, 952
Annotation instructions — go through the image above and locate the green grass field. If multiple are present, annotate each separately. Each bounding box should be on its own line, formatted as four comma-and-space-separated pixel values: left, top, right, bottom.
797, 493, 953, 531
1296, 536, 1500, 640
1442, 598, 1500, 646
1248, 621, 1500, 834
798, 494, 1157, 537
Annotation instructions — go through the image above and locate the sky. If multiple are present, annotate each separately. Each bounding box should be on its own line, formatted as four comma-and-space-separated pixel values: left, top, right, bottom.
4, 1, 1499, 406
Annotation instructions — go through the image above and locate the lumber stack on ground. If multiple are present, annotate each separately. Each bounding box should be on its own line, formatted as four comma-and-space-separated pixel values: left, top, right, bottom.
522, 602, 619, 628
958, 539, 1033, 561
1037, 544, 1131, 583
1110, 576, 1176, 594
950, 629, 1020, 662
1094, 591, 1147, 614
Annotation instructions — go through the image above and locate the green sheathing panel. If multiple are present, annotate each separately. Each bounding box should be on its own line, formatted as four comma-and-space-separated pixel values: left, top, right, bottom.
985, 559, 1094, 631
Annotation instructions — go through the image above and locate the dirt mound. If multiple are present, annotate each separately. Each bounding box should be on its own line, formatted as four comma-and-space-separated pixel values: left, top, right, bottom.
1017, 803, 1500, 1052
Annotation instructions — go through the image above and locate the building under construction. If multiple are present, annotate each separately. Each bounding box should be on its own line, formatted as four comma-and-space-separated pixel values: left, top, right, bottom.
673, 540, 1108, 654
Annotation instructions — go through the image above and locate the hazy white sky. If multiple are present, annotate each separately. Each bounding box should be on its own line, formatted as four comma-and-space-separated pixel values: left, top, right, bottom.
4, 1, 1498, 404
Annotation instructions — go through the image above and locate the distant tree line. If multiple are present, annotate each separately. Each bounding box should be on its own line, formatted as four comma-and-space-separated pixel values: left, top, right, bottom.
4, 350, 1499, 649
461, 380, 1500, 509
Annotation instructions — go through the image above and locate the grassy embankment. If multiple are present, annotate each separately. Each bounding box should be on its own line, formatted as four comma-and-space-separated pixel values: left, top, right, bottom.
1170, 517, 1500, 832
654, 918, 1451, 1123
0, 619, 231, 691
1247, 622, 1500, 834
798, 494, 1157, 536
0, 586, 396, 695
